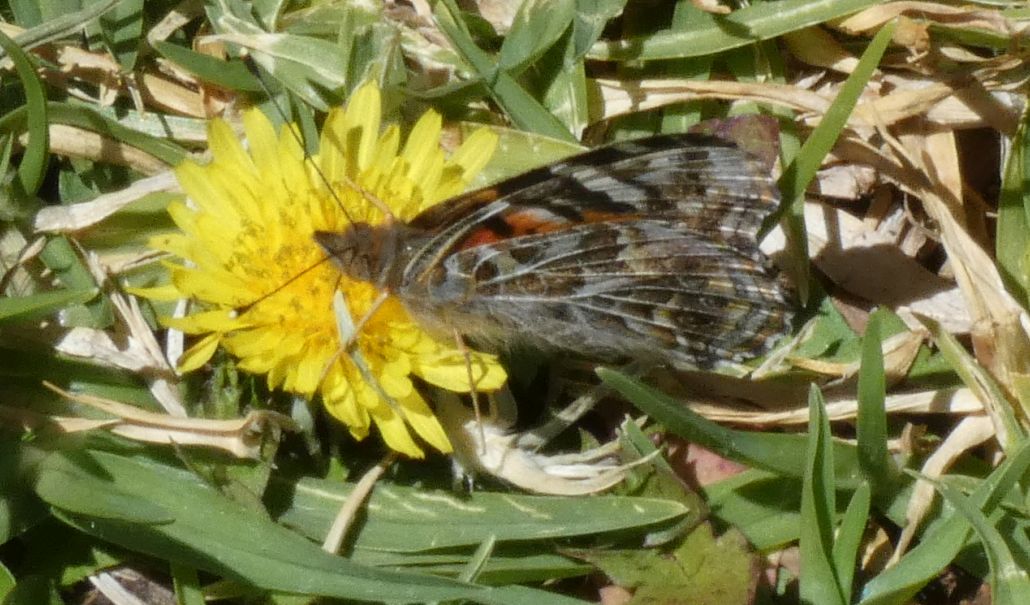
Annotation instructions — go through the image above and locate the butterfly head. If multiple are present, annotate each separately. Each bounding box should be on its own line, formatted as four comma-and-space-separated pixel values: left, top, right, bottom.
314, 223, 404, 288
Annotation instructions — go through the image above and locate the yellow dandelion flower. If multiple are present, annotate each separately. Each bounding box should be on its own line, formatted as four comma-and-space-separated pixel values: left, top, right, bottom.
138, 82, 507, 457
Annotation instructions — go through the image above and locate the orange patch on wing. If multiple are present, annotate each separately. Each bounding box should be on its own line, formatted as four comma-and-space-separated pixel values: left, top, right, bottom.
504, 210, 567, 235
457, 209, 568, 250
461, 227, 503, 248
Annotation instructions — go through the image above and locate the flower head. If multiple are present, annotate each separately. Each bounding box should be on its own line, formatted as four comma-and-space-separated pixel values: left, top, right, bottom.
139, 82, 506, 457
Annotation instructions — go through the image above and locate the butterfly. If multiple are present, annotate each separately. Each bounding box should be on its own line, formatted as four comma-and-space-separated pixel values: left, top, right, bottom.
314, 132, 794, 371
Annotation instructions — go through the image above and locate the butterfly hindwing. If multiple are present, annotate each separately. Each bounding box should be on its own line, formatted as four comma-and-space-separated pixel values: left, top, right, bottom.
403, 219, 791, 369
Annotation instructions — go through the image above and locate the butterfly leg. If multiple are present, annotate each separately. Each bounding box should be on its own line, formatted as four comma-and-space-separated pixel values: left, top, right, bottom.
321, 290, 404, 416
452, 328, 488, 455
317, 289, 390, 388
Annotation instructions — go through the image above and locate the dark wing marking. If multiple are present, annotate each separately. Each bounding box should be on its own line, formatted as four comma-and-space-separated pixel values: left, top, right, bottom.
421, 220, 793, 369
402, 133, 780, 284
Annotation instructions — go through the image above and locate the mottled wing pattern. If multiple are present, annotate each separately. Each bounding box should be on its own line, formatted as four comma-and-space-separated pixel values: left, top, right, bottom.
399, 133, 793, 369
404, 134, 778, 275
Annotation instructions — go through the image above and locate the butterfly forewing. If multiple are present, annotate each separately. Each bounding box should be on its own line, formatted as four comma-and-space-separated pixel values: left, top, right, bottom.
404, 134, 778, 270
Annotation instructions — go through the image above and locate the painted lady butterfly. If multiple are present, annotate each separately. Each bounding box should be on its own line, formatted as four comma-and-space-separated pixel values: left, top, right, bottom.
315, 132, 793, 370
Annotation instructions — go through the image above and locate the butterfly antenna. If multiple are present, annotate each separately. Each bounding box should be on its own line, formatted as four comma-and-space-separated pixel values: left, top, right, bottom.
244, 56, 397, 225
236, 255, 330, 314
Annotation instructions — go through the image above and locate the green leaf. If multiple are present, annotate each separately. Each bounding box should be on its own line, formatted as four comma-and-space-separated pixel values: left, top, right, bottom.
350, 548, 589, 584
7, 0, 42, 28
568, 523, 758, 604
589, 0, 882, 60
0, 575, 61, 605
153, 41, 264, 92
0, 562, 12, 601
37, 235, 110, 328
0, 439, 48, 545
35, 463, 175, 524
497, 0, 575, 73
14, 522, 122, 589
0, 288, 99, 324
537, 28, 589, 138
95, 0, 143, 70
597, 368, 864, 487
36, 449, 589, 604
570, 0, 627, 59
859, 439, 1030, 605
469, 124, 585, 186
216, 33, 349, 111
0, 28, 49, 200
857, 312, 897, 495
703, 469, 805, 551
270, 474, 689, 553
800, 385, 847, 605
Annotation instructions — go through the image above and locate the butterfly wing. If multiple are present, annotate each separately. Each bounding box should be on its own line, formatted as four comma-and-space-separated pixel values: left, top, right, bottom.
402, 133, 780, 283
395, 133, 792, 369
408, 219, 792, 369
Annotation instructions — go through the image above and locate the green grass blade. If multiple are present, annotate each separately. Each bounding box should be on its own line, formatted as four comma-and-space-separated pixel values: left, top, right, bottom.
433, 0, 576, 142
589, 0, 881, 61
0, 29, 49, 200
918, 314, 1026, 453
932, 478, 1030, 605
0, 288, 99, 325
800, 385, 847, 605
833, 481, 871, 599
459, 536, 497, 583
778, 20, 895, 206
597, 368, 865, 487
997, 109, 1030, 305
859, 439, 1030, 605
170, 561, 205, 605
857, 311, 898, 496
0, 102, 186, 167
776, 21, 895, 303
6, 0, 119, 54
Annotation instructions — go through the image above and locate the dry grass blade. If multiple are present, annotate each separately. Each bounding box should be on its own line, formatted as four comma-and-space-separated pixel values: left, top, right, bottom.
39, 382, 296, 458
